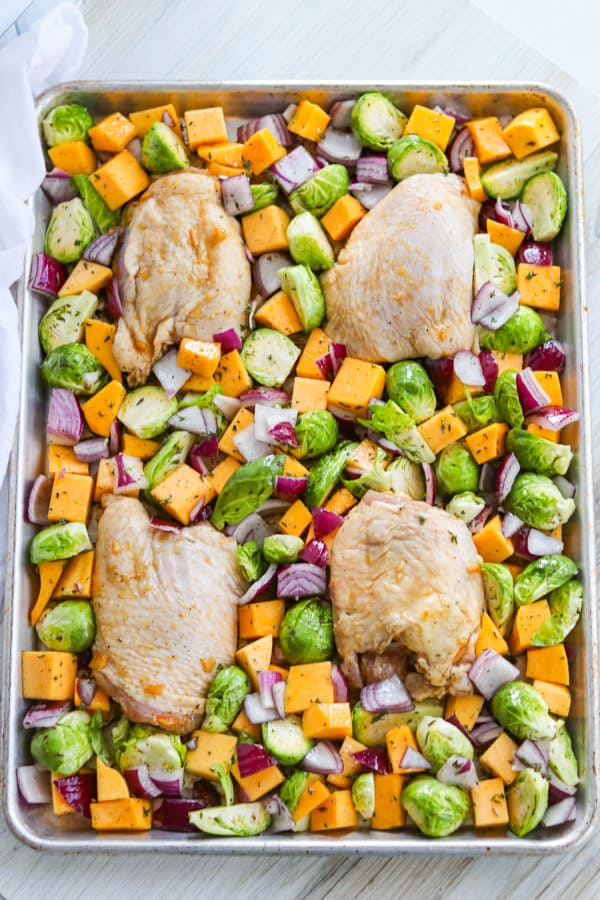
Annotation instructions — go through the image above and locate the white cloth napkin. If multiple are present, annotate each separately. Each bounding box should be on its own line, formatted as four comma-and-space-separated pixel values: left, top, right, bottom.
0, 2, 88, 487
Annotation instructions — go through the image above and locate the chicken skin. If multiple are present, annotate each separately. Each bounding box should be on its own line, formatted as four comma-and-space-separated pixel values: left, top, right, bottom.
112, 169, 251, 386
321, 173, 480, 362
329, 491, 484, 698
91, 495, 245, 734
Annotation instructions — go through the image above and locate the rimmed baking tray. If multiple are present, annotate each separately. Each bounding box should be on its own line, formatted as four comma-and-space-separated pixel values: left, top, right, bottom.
2, 81, 597, 854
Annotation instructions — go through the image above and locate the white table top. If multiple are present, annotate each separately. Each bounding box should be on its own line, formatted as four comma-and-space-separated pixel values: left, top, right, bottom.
1, 0, 599, 896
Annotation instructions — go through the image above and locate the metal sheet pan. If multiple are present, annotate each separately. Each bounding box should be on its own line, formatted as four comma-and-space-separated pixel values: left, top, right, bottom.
2, 82, 598, 854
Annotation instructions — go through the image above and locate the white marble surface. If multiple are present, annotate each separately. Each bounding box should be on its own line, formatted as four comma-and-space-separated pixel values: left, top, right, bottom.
1, 0, 600, 896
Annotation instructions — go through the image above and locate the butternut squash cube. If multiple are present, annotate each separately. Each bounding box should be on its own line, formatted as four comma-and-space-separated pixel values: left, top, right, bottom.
231, 708, 262, 742
48, 141, 96, 175
491, 350, 523, 375
84, 318, 122, 383
218, 408, 254, 461
518, 264, 561, 311
209, 456, 241, 494
52, 550, 95, 599
150, 463, 215, 525
476, 612, 509, 656
486, 220, 525, 257
88, 112, 137, 153
471, 778, 509, 827
196, 142, 244, 167
235, 635, 273, 691
472, 515, 513, 563
285, 661, 334, 714
463, 156, 488, 202
81, 380, 127, 438
90, 150, 150, 211
255, 290, 304, 335
404, 104, 455, 151
96, 757, 130, 802
47, 445, 89, 476
532, 679, 571, 717
238, 599, 286, 640
94, 457, 115, 502
439, 370, 484, 406
182, 373, 215, 393
51, 774, 76, 815
214, 349, 253, 397
277, 499, 312, 537
90, 797, 152, 831
417, 406, 468, 454
281, 454, 310, 478
479, 733, 519, 785
74, 680, 111, 718
184, 107, 228, 150
58, 260, 112, 298
241, 205, 290, 254
293, 775, 330, 821
386, 725, 423, 774
526, 422, 559, 443
177, 338, 221, 377
294, 328, 329, 380
230, 760, 284, 801
510, 600, 552, 655
348, 439, 382, 473
207, 161, 242, 178
129, 104, 182, 138
290, 376, 330, 413
466, 117, 512, 165
30, 560, 66, 625
22, 651, 77, 700
302, 702, 352, 740
372, 774, 406, 830
185, 731, 238, 780
445, 694, 485, 731
327, 357, 386, 419
241, 129, 287, 175
120, 434, 160, 460
526, 644, 569, 686
310, 789, 358, 831
327, 736, 368, 789
288, 100, 331, 142
321, 194, 366, 241
533, 370, 563, 406
502, 108, 560, 160
47, 472, 93, 524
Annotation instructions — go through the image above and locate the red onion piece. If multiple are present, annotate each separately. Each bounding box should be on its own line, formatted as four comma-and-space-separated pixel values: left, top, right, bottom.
269, 421, 300, 449
511, 200, 533, 235
237, 742, 277, 778
221, 173, 254, 217
74, 437, 109, 463
471, 282, 520, 330
213, 327, 242, 354
126, 136, 142, 163
351, 748, 391, 775
543, 797, 576, 828
329, 99, 356, 130
47, 388, 84, 446
360, 674, 414, 714
258, 669, 283, 709
315, 352, 333, 380
496, 452, 521, 503
453, 350, 486, 387
41, 168, 78, 204
349, 180, 392, 210
17, 765, 52, 804
312, 507, 343, 539
519, 240, 553, 266
356, 153, 389, 183
169, 406, 219, 437
423, 356, 455, 401
274, 475, 308, 501
399, 745, 431, 771
468, 503, 494, 535
326, 403, 357, 423
54, 772, 95, 817
239, 387, 290, 408
502, 511, 524, 538
422, 463, 436, 506
238, 563, 278, 605
152, 796, 215, 832
282, 103, 297, 124
272, 680, 287, 720
29, 252, 67, 298
494, 197, 514, 227
514, 739, 549, 775
319, 129, 362, 163
302, 740, 343, 775
470, 720, 504, 745
479, 460, 499, 493
105, 278, 123, 321
190, 498, 210, 524
82, 227, 120, 267
445, 714, 479, 751
448, 128, 475, 173
468, 649, 519, 700
331, 664, 348, 702
109, 418, 121, 455
125, 766, 163, 798
437, 755, 478, 789
277, 563, 327, 598
149, 768, 184, 797
187, 445, 209, 476
516, 368, 551, 415
299, 539, 328, 568
237, 113, 292, 147
233, 422, 271, 461
479, 199, 500, 232
528, 527, 564, 556
193, 434, 219, 464
22, 700, 72, 730
243, 691, 279, 725
266, 793, 296, 833
152, 348, 190, 399
525, 339, 565, 373
479, 350, 500, 393
270, 146, 320, 193
244, 245, 256, 265
525, 406, 579, 432
213, 393, 241, 421
253, 251, 293, 298
512, 527, 537, 561
232, 511, 273, 547
113, 453, 148, 493
548, 771, 577, 804
27, 474, 52, 526
76, 671, 97, 706
149, 516, 182, 534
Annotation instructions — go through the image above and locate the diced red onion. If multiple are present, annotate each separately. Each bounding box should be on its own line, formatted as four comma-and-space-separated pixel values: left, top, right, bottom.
152, 348, 190, 399
548, 771, 577, 804
232, 422, 270, 461
282, 103, 298, 123
511, 527, 537, 561
169, 406, 219, 436
191, 433, 219, 465
479, 350, 500, 393
259, 670, 283, 709
543, 797, 576, 828
105, 278, 123, 321
237, 113, 292, 147
221, 173, 254, 217
423, 356, 455, 401
514, 739, 549, 775
277, 563, 327, 598
237, 742, 277, 778
471, 282, 520, 330
302, 741, 343, 775
125, 765, 163, 798
525, 406, 579, 432
189, 498, 209, 524
244, 245, 256, 265
272, 680, 287, 720
399, 746, 431, 771
479, 460, 499, 493
29, 252, 67, 298
74, 437, 109, 463
448, 127, 475, 173
266, 793, 296, 833
445, 714, 479, 750
76, 671, 97, 706
422, 462, 436, 506
511, 200, 533, 235
494, 197, 514, 227
496, 452, 521, 503
326, 403, 357, 423
53, 773, 95, 817
213, 392, 241, 420
268, 421, 299, 449
27, 474, 52, 526
437, 755, 479, 789
329, 99, 356, 130
479, 200, 500, 232
188, 446, 209, 475
529, 527, 564, 556
519, 241, 553, 266
113, 453, 148, 493
47, 388, 84, 446
82, 227, 120, 267
349, 180, 392, 210
41, 168, 78, 204
525, 339, 565, 374
254, 404, 297, 443
441, 107, 469, 124
254, 251, 294, 299
299, 539, 328, 568
232, 511, 273, 547
360, 674, 414, 714
274, 475, 308, 501
468, 649, 519, 700
152, 796, 214, 832
150, 516, 182, 534
17, 765, 52, 804
453, 350, 486, 387
502, 511, 524, 538
243, 691, 279, 724
238, 563, 278, 605
125, 136, 142, 164
516, 368, 551, 415
553, 475, 575, 500
22, 700, 72, 730
331, 664, 348, 702
239, 387, 290, 408
311, 507, 344, 540
270, 145, 320, 194
149, 768, 183, 797
351, 748, 391, 775
109, 418, 121, 455
319, 129, 362, 164
213, 327, 242, 354
470, 720, 504, 745
468, 503, 494, 535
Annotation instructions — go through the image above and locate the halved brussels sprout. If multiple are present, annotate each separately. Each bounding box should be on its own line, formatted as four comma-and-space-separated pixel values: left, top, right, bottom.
385, 361, 436, 423
278, 265, 326, 332
30, 710, 93, 775
250, 181, 279, 211
241, 328, 301, 387
507, 428, 573, 478
454, 393, 499, 433
203, 665, 251, 733
507, 768, 548, 837
303, 441, 359, 509
434, 442, 479, 497
416, 716, 474, 774
473, 234, 517, 296
189, 802, 271, 836
211, 455, 284, 530
532, 580, 583, 646
262, 716, 314, 765
142, 121, 189, 173
289, 164, 349, 217
494, 370, 524, 429
514, 555, 578, 607
352, 772, 375, 819
490, 681, 557, 741
446, 491, 485, 524
117, 385, 178, 439
30, 522, 92, 564
44, 198, 95, 265
36, 601, 96, 653
481, 562, 514, 636
295, 410, 338, 459
548, 721, 579, 786
42, 103, 93, 147
352, 699, 444, 747
144, 431, 195, 493
279, 599, 333, 664
478, 306, 547, 354
42, 342, 108, 395
351, 92, 407, 151
401, 775, 470, 838
236, 541, 266, 582
39, 291, 99, 354
280, 770, 309, 814
387, 456, 426, 500
262, 534, 304, 564
342, 454, 392, 500
505, 474, 576, 530
521, 171, 567, 242
388, 135, 448, 182
116, 724, 187, 773
287, 212, 334, 271
364, 400, 435, 464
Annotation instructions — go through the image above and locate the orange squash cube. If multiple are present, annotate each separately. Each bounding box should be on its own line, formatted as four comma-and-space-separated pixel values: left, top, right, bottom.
475, 612, 509, 656
89, 150, 150, 210
486, 220, 525, 257
463, 156, 488, 202
291, 376, 330, 413
302, 702, 353, 740
129, 104, 182, 138
467, 117, 512, 165
472, 515, 514, 563
510, 600, 552, 655
241, 205, 290, 254
404, 104, 455, 151
321, 195, 366, 241
526, 645, 569, 686
241, 128, 287, 175
471, 778, 509, 827
277, 499, 312, 537
150, 464, 216, 525
502, 108, 560, 160
445, 694, 485, 731
417, 406, 468, 454
255, 290, 303, 335
238, 599, 286, 640
327, 357, 386, 418
288, 100, 331, 142
47, 445, 89, 476
184, 107, 228, 150
48, 141, 96, 175
480, 733, 519, 785
327, 737, 368, 789
88, 112, 137, 153
47, 472, 93, 524
310, 789, 358, 831
295, 328, 330, 380
372, 774, 406, 830
177, 338, 221, 377
230, 760, 284, 801
285, 662, 334, 714
518, 264, 562, 311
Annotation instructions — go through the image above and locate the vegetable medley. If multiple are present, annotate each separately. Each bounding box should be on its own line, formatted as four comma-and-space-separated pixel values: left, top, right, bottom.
19, 90, 583, 840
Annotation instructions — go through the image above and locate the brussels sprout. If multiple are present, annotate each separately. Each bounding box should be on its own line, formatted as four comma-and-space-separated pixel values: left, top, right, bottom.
30, 710, 93, 775
304, 441, 359, 509
42, 342, 108, 395
89, 709, 114, 766
42, 103, 93, 147
280, 770, 309, 813
494, 370, 524, 428
289, 164, 349, 217
189, 802, 271, 836
212, 455, 284, 530
116, 724, 187, 773
364, 400, 435, 464
250, 181, 279, 211
278, 265, 326, 331
507, 428, 573, 478
203, 665, 251, 733
454, 393, 499, 433
287, 212, 334, 271
236, 541, 265, 582
144, 431, 195, 493
30, 522, 92, 564
401, 776, 470, 838
387, 456, 426, 500
446, 491, 486, 524
352, 772, 375, 819
39, 291, 99, 354
504, 473, 575, 531
44, 198, 95, 265
490, 681, 557, 741
72, 174, 121, 233
434, 442, 479, 497
342, 455, 392, 500
388, 135, 448, 182
352, 699, 444, 747
241, 328, 301, 387
262, 716, 314, 765
36, 600, 96, 653
416, 716, 474, 774
514, 555, 578, 607
386, 361, 436, 423
521, 171, 567, 242
473, 234, 517, 296
117, 385, 178, 439
279, 599, 333, 664
108, 713, 131, 762
548, 721, 579, 786
507, 768, 549, 837
351, 92, 407, 151
481, 562, 514, 635
478, 306, 547, 354
295, 410, 338, 459
212, 762, 235, 806
532, 580, 583, 646
263, 534, 304, 564
142, 121, 189, 173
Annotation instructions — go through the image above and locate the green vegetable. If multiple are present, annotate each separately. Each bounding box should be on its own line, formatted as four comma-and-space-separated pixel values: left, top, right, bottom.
108, 714, 131, 763
144, 431, 195, 493
479, 306, 547, 354
116, 724, 187, 773
401, 776, 470, 838
445, 491, 486, 524
30, 522, 92, 564
44, 198, 95, 264
416, 716, 474, 774
30, 710, 93, 775
363, 399, 435, 464
494, 370, 524, 428
280, 771, 309, 813
434, 442, 479, 497
287, 212, 334, 271
388, 134, 448, 182
481, 563, 514, 636
514, 555, 578, 606
385, 361, 436, 423
507, 427, 573, 478
341, 454, 391, 500
36, 600, 96, 653
521, 171, 567, 241
212, 455, 284, 530
279, 599, 333, 664
278, 264, 326, 332
189, 802, 271, 836
352, 699, 444, 747
490, 681, 557, 741
295, 409, 338, 459
548, 721, 579, 786
289, 164, 349, 217
212, 762, 235, 806
304, 441, 359, 509
262, 534, 304, 565
42, 342, 108, 395
236, 541, 266, 582
352, 772, 375, 819
351, 92, 407, 151
42, 103, 93, 147
262, 716, 314, 765
142, 120, 189, 173
89, 709, 114, 766
178, 383, 225, 433
507, 768, 549, 837
386, 456, 426, 501
473, 233, 517, 296
505, 473, 576, 530
241, 328, 300, 387
250, 181, 279, 211
202, 666, 251, 733
72, 174, 121, 232
479, 149, 558, 200
38, 290, 99, 354
117, 385, 178, 439
454, 393, 499, 433
532, 580, 583, 646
